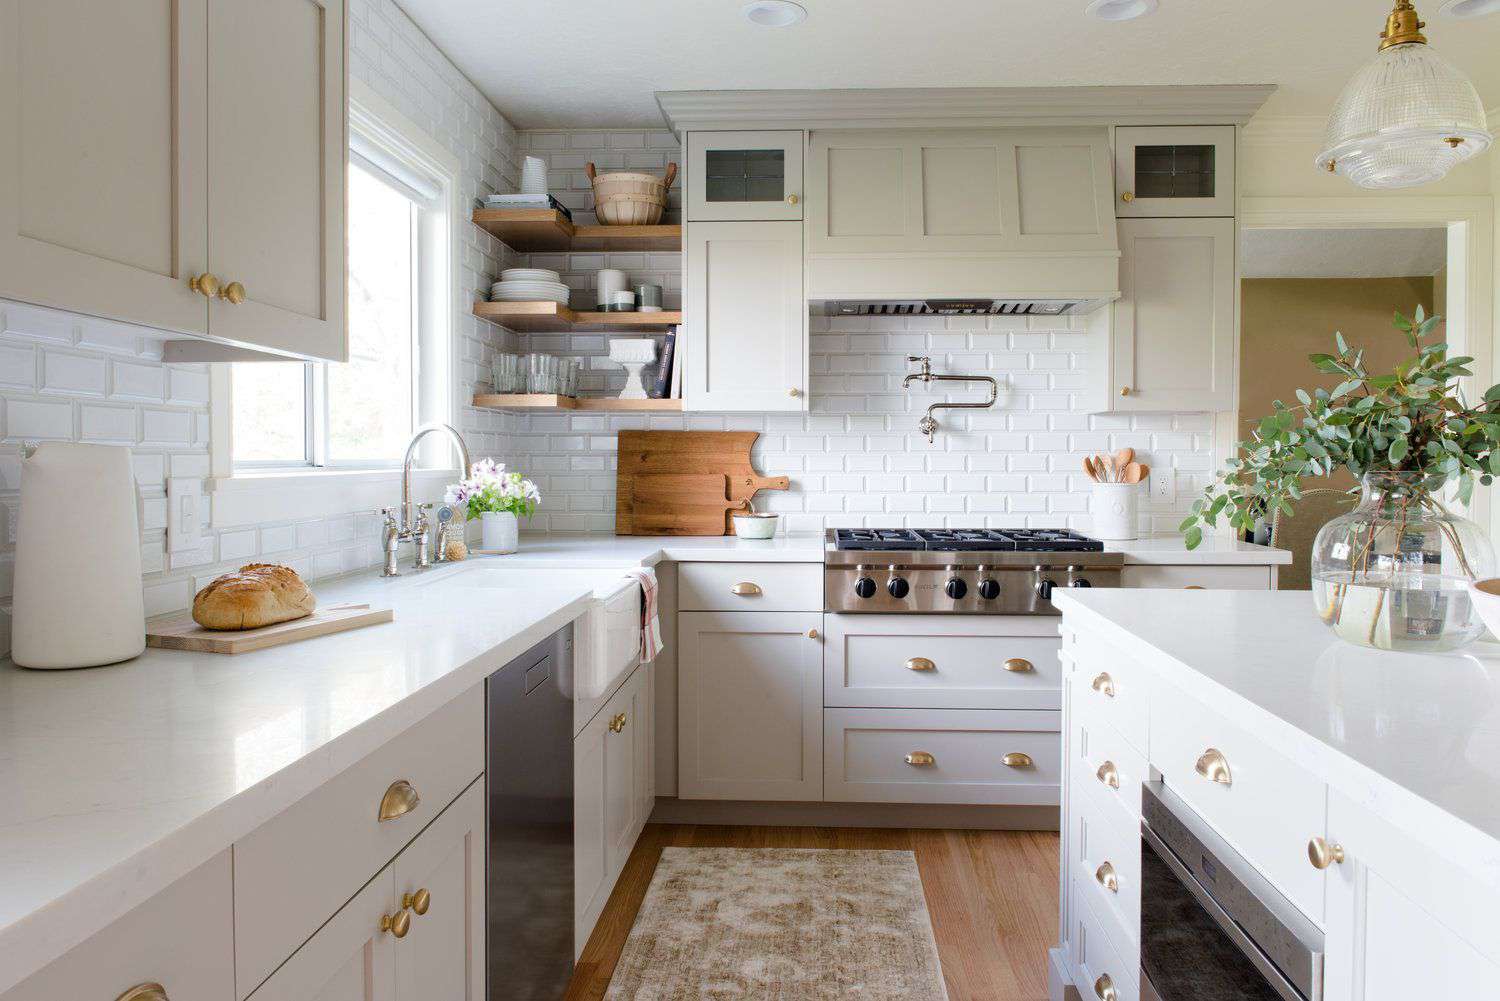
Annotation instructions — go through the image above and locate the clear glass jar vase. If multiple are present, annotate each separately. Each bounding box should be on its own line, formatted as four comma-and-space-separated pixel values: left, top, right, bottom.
1312, 471, 1495, 651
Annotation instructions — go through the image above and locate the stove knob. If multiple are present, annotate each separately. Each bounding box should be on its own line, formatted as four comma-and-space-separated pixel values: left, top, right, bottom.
1037, 578, 1056, 601
945, 578, 967, 600
887, 576, 910, 600
1072, 578, 1093, 588
853, 576, 877, 599
977, 579, 1001, 601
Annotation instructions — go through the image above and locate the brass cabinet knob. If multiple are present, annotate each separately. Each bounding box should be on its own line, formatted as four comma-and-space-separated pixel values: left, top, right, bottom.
1094, 973, 1118, 1001
786, 193, 800, 206
730, 582, 762, 596
807, 628, 820, 640
117, 985, 169, 1001
609, 712, 627, 733
403, 888, 431, 915
1120, 190, 1135, 202
1002, 751, 1033, 768
378, 779, 420, 822
906, 656, 936, 672
1003, 657, 1033, 673
1195, 748, 1233, 786
905, 751, 936, 767
1096, 760, 1119, 789
1308, 837, 1345, 870
788, 387, 801, 397
1095, 861, 1119, 893
1120, 386, 1132, 397
220, 280, 247, 304
1090, 672, 1116, 697
188, 272, 221, 298
381, 909, 411, 938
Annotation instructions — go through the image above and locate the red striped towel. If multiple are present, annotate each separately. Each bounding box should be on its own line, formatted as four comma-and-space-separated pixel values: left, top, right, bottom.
625, 567, 663, 661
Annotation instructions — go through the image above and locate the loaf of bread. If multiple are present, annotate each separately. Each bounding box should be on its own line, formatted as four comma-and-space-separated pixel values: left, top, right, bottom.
192, 563, 316, 630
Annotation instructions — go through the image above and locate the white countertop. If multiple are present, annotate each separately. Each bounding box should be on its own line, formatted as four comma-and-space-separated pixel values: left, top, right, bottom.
1054, 589, 1500, 870
0, 567, 595, 994
1103, 535, 1291, 565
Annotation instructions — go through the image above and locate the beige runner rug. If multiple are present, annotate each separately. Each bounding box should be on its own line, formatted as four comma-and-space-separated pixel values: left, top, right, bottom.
603, 847, 949, 1000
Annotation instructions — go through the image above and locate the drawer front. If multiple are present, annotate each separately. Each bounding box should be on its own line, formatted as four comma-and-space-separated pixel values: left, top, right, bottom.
1120, 564, 1272, 590
1072, 692, 1147, 824
5, 852, 233, 1001
824, 707, 1060, 805
825, 614, 1060, 710
678, 561, 823, 611
1073, 874, 1139, 1001
234, 685, 484, 996
1073, 771, 1142, 956
1150, 680, 1327, 923
1070, 632, 1148, 753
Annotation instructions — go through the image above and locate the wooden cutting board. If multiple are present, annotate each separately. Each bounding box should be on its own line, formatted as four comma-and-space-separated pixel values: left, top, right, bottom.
630, 474, 749, 536
146, 603, 394, 654
616, 431, 789, 535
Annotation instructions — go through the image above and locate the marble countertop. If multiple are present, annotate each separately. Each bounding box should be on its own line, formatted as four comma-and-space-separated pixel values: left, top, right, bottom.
0, 567, 596, 994
1103, 535, 1290, 565
1054, 588, 1500, 864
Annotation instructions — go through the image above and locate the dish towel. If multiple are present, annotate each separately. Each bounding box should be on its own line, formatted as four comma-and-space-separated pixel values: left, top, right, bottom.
625, 567, 664, 661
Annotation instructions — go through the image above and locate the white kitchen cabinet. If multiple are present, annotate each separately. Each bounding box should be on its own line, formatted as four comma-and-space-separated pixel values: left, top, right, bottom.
1119, 564, 1274, 590
686, 131, 804, 221
0, 0, 346, 362
1105, 217, 1235, 413
678, 610, 823, 801
1114, 125, 1235, 218
606, 660, 652, 874
683, 220, 806, 411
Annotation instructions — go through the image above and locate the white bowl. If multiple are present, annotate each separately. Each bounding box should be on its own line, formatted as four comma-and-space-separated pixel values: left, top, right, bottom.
732, 512, 779, 539
1466, 578, 1500, 639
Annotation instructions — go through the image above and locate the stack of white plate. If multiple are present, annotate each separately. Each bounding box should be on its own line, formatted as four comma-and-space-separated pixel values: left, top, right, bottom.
490, 268, 569, 304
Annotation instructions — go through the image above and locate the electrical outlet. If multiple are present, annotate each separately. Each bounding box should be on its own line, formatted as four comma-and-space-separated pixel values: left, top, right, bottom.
1150, 467, 1174, 506
166, 477, 203, 554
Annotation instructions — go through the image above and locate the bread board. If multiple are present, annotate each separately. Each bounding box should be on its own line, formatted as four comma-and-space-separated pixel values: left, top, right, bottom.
630, 474, 749, 536
616, 431, 789, 535
146, 603, 394, 654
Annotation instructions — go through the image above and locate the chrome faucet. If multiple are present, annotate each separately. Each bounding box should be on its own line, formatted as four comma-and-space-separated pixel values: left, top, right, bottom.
902, 355, 999, 444
382, 422, 472, 577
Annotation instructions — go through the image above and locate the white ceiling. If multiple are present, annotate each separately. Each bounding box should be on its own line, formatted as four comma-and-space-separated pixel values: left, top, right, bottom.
1241, 228, 1448, 279
395, 0, 1500, 129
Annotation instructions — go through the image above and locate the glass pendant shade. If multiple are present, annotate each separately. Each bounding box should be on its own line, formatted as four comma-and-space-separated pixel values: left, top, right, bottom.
1315, 16, 1492, 189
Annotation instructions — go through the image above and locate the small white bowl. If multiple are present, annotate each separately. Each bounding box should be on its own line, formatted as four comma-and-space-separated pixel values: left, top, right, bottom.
1466, 578, 1500, 639
732, 512, 779, 539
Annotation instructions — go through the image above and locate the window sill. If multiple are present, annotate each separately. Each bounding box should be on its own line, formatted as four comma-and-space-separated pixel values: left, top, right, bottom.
209, 467, 459, 527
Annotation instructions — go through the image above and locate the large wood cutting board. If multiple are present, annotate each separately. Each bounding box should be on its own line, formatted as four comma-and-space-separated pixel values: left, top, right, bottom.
616, 431, 789, 535
146, 603, 393, 654
630, 474, 748, 536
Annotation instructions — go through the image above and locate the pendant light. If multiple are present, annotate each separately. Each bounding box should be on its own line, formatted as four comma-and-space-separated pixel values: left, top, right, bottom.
1315, 0, 1492, 188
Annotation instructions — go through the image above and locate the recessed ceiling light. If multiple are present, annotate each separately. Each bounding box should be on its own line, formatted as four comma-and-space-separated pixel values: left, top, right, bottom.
1085, 0, 1159, 21
1439, 0, 1500, 17
742, 0, 808, 27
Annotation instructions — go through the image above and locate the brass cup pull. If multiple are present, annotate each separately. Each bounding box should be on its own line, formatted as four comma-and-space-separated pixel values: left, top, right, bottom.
786, 193, 800, 205
1184, 585, 1206, 590
1095, 861, 1119, 893
381, 909, 411, 938
1096, 760, 1119, 789
1094, 973, 1118, 1001
1002, 751, 1033, 768
1090, 672, 1115, 697
905, 751, 936, 767
117, 985, 169, 1001
188, 272, 221, 298
730, 582, 762, 596
1308, 837, 1345, 870
378, 779, 421, 822
1195, 748, 1232, 786
220, 280, 247, 304
609, 712, 627, 733
403, 888, 432, 915
1003, 657, 1033, 673
906, 656, 936, 672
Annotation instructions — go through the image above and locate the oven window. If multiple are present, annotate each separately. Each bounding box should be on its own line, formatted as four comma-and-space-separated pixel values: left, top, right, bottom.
1139, 837, 1288, 1000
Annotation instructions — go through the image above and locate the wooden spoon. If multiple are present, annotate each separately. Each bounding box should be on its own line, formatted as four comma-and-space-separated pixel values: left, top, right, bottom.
1082, 456, 1098, 481
1102, 455, 1117, 483
1122, 461, 1145, 484
1115, 447, 1135, 471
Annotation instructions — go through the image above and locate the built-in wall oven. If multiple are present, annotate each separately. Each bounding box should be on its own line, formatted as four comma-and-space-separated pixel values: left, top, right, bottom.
1139, 782, 1325, 1001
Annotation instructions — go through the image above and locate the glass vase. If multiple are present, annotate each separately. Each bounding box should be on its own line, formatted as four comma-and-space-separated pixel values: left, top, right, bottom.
1312, 472, 1495, 651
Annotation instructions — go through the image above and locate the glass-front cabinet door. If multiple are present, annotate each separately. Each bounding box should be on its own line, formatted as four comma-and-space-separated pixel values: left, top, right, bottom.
1114, 126, 1235, 218
687, 130, 804, 222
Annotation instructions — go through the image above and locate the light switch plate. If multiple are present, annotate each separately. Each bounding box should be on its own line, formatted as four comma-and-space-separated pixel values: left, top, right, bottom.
1150, 468, 1175, 505
166, 477, 203, 554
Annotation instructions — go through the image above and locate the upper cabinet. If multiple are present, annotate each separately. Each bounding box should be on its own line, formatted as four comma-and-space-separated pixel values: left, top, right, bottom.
1114, 125, 1235, 218
0, 0, 347, 362
687, 131, 804, 221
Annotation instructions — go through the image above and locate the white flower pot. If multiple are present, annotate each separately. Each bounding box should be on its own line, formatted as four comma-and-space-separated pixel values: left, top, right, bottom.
480, 511, 518, 553
1091, 482, 1140, 541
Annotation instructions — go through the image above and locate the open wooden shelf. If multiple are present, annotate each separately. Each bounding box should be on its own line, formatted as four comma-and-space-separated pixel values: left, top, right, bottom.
473, 300, 681, 333
472, 208, 681, 253
473, 393, 683, 413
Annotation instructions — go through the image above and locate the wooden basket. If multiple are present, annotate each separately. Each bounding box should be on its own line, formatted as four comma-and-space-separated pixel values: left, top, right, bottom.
587, 162, 677, 226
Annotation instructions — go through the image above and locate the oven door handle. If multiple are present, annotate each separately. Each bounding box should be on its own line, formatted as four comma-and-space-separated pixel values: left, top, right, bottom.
1140, 823, 1314, 1001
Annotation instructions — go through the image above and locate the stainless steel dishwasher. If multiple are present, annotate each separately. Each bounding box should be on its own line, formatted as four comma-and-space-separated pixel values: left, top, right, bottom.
487, 625, 574, 999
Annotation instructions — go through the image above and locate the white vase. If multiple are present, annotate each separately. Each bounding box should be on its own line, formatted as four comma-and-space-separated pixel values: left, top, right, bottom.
480, 511, 519, 553
1091, 482, 1140, 541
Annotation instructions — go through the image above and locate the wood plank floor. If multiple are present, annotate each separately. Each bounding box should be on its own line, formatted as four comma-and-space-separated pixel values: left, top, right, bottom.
564, 823, 1060, 1001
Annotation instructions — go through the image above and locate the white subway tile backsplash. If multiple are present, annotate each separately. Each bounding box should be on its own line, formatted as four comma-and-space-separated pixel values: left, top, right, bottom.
219, 529, 258, 562
79, 404, 137, 443
141, 409, 193, 444
112, 361, 167, 401
6, 398, 73, 440
41, 351, 108, 395
3, 303, 74, 344
168, 368, 211, 405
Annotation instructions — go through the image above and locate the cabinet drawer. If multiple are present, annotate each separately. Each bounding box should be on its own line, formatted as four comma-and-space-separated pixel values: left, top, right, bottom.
1073, 770, 1142, 956
678, 561, 822, 611
825, 614, 1060, 710
4, 852, 233, 1001
1073, 692, 1147, 824
824, 707, 1060, 805
1120, 564, 1272, 590
1150, 681, 1326, 923
1070, 632, 1148, 753
233, 685, 484, 996
1073, 874, 1139, 1001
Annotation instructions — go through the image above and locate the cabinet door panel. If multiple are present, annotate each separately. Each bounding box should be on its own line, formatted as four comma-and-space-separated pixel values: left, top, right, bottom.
0, 0, 208, 334
206, 0, 346, 360
604, 674, 638, 870
574, 706, 610, 954
393, 781, 484, 1001
687, 131, 803, 222
247, 868, 396, 1001
1115, 125, 1234, 218
678, 610, 823, 801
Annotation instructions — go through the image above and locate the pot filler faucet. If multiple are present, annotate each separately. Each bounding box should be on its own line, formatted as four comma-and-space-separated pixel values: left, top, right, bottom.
902, 356, 999, 444
382, 422, 472, 577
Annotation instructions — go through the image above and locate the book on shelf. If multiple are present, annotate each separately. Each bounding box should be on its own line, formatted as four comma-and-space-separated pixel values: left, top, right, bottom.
650, 329, 676, 399
479, 193, 573, 220
669, 326, 684, 399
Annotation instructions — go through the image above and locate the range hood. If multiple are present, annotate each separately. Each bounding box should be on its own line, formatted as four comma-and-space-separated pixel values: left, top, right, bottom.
816, 297, 1110, 318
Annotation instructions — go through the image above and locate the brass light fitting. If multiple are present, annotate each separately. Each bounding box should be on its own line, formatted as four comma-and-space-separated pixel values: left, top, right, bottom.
1379, 0, 1428, 49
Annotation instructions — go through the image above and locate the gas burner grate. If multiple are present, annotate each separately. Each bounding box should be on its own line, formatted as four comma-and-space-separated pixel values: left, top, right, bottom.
833, 528, 925, 551
835, 528, 1105, 552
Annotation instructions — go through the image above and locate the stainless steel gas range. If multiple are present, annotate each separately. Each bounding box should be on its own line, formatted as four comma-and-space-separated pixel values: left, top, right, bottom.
824, 528, 1124, 614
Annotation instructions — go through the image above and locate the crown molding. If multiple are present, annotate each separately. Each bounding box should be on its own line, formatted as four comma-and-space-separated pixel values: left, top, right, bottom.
654, 85, 1278, 134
